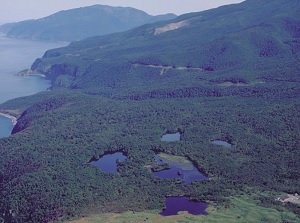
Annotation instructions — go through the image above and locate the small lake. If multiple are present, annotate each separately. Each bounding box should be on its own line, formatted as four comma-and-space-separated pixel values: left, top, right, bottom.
152, 154, 208, 184
212, 140, 232, 148
161, 132, 181, 142
160, 197, 208, 216
90, 152, 127, 174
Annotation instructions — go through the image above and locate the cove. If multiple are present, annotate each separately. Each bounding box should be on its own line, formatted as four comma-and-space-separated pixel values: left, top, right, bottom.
160, 197, 208, 216
212, 140, 232, 148
152, 153, 208, 184
0, 116, 14, 138
89, 152, 127, 174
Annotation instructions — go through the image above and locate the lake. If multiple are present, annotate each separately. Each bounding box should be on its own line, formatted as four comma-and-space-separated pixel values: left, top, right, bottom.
152, 154, 208, 184
89, 152, 127, 174
161, 132, 181, 142
160, 197, 208, 216
0, 36, 67, 138
212, 140, 232, 148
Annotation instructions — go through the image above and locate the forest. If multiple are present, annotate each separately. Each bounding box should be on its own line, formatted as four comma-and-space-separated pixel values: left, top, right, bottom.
0, 0, 300, 222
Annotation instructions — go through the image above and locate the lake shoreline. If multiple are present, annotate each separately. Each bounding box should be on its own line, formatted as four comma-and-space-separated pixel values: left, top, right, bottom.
0, 112, 18, 125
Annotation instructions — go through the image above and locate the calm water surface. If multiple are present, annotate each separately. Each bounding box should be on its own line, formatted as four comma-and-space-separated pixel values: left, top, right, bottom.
212, 140, 232, 148
90, 152, 127, 174
160, 197, 208, 216
0, 36, 67, 137
0, 116, 13, 137
161, 132, 181, 142
153, 155, 208, 184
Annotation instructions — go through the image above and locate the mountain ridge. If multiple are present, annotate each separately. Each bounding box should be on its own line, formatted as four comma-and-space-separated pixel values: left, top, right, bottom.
0, 4, 176, 42
28, 0, 300, 97
0, 0, 300, 222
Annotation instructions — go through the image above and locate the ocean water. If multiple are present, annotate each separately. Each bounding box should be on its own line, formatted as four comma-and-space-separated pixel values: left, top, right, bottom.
0, 115, 13, 137
0, 36, 67, 137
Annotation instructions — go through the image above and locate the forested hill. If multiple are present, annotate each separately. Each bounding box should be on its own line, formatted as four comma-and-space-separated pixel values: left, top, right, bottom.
0, 0, 300, 222
0, 5, 176, 42
29, 0, 300, 97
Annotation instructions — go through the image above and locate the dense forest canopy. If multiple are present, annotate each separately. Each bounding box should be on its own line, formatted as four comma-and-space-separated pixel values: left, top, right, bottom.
0, 0, 299, 222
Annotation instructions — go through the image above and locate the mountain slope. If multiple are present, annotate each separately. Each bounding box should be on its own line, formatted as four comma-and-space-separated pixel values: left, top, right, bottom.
0, 5, 176, 42
29, 0, 300, 97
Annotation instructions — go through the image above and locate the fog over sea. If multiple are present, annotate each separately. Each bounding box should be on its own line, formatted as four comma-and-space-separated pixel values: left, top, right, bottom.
0, 36, 66, 137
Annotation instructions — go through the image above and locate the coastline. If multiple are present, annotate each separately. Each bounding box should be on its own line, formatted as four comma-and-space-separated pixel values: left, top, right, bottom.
16, 69, 46, 77
0, 112, 17, 125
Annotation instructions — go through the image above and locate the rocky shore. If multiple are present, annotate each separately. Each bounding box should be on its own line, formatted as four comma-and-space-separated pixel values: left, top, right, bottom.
16, 69, 45, 77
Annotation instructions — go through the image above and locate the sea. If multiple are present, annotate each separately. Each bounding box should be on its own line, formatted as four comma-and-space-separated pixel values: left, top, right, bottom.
0, 35, 67, 137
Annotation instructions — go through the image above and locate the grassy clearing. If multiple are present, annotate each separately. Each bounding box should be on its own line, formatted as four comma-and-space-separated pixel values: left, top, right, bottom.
66, 195, 300, 223
66, 211, 190, 223
157, 153, 191, 164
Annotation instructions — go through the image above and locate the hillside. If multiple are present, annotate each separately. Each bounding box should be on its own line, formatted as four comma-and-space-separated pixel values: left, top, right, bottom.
29, 0, 300, 97
0, 0, 300, 222
0, 5, 176, 42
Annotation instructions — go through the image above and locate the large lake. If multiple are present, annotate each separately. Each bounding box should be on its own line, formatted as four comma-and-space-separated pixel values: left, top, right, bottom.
0, 36, 67, 137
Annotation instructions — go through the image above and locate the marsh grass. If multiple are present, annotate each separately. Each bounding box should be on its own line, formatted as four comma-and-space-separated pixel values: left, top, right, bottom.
66, 195, 300, 223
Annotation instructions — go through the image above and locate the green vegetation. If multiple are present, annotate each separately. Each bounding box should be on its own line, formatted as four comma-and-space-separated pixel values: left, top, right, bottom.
1, 92, 299, 222
157, 153, 192, 165
0, 0, 299, 222
65, 195, 300, 223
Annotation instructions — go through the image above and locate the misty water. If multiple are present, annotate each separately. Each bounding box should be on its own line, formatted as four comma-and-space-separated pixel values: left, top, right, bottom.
0, 36, 67, 137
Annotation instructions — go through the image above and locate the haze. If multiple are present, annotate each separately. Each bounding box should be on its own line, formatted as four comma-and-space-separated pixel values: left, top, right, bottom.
0, 0, 244, 24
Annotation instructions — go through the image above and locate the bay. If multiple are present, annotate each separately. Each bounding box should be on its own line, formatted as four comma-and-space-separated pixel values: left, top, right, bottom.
0, 36, 67, 137
212, 140, 232, 148
0, 116, 13, 137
